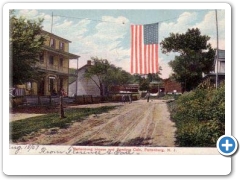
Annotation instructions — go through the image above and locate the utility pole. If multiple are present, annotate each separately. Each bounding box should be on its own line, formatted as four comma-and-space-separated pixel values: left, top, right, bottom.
215, 9, 219, 89
75, 58, 79, 96
51, 12, 53, 33
60, 95, 66, 118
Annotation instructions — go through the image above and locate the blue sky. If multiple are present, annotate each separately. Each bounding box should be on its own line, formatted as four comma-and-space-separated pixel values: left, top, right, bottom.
15, 9, 225, 79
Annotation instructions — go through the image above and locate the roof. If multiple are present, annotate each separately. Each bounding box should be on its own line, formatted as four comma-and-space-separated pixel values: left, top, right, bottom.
41, 30, 72, 43
76, 64, 91, 72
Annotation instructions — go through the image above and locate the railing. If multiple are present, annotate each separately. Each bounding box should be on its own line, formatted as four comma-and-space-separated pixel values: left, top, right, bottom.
36, 63, 68, 73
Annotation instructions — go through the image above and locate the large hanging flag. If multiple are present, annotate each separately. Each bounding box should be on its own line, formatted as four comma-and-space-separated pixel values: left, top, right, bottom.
131, 23, 159, 74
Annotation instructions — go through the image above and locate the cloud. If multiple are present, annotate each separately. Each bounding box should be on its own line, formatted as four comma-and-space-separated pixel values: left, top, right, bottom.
159, 11, 197, 39
69, 16, 130, 70
193, 10, 225, 49
160, 10, 225, 49
18, 9, 38, 18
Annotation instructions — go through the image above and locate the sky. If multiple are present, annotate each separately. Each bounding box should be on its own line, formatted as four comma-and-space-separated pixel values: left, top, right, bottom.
15, 9, 225, 79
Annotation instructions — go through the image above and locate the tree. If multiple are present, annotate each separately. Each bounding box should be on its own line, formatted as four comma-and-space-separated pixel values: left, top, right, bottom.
84, 57, 110, 97
139, 78, 150, 91
147, 73, 161, 82
10, 11, 46, 86
84, 57, 133, 97
160, 28, 215, 91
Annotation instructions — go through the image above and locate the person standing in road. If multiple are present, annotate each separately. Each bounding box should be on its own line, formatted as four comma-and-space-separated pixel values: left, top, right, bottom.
146, 91, 150, 102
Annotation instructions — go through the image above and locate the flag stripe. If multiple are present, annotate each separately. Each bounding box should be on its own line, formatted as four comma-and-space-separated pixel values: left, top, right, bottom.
130, 25, 134, 74
139, 26, 142, 74
152, 45, 154, 73
144, 45, 147, 74
155, 44, 158, 73
135, 25, 138, 73
148, 45, 150, 74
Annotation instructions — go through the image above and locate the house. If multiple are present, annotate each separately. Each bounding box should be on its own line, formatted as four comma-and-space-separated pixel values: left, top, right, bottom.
202, 49, 225, 86
16, 30, 80, 96
68, 60, 100, 96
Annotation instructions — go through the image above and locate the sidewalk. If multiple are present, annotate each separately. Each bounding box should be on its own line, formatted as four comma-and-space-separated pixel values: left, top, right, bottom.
10, 113, 45, 122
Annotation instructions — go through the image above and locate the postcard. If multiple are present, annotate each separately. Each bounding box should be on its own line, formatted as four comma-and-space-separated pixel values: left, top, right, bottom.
3, 2, 233, 175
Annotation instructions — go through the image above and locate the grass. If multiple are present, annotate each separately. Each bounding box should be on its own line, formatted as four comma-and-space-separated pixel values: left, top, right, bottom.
10, 106, 117, 142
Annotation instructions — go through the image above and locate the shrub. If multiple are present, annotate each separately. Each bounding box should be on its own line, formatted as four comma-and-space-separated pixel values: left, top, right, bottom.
168, 83, 225, 147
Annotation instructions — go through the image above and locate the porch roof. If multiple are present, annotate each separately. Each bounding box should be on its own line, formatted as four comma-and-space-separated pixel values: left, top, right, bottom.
43, 46, 80, 59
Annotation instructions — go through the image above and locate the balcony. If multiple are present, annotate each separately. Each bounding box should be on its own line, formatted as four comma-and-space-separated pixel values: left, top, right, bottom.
36, 63, 69, 74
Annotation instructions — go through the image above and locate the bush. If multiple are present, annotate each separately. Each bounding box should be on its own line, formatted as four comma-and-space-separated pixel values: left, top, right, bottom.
168, 83, 225, 147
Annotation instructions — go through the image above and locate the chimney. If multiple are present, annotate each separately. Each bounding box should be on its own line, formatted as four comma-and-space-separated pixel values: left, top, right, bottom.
87, 60, 91, 65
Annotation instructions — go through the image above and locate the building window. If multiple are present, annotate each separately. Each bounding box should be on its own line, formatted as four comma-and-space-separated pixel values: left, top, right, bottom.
39, 53, 44, 63
26, 82, 32, 90
220, 61, 225, 73
49, 56, 54, 65
60, 58, 63, 67
49, 77, 55, 92
59, 78, 63, 90
50, 38, 55, 48
59, 42, 64, 51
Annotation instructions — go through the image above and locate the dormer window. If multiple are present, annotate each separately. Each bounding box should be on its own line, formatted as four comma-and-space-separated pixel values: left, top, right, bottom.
59, 42, 64, 51
50, 38, 55, 48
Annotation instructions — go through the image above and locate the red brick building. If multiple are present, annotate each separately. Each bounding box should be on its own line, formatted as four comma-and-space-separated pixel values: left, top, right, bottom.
163, 78, 183, 94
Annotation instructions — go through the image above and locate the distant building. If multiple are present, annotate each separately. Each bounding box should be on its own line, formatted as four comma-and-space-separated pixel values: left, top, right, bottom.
109, 84, 139, 94
68, 60, 100, 96
14, 30, 80, 96
202, 49, 225, 86
163, 78, 182, 94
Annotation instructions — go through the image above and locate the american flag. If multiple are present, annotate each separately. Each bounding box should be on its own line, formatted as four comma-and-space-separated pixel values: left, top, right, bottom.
130, 23, 159, 74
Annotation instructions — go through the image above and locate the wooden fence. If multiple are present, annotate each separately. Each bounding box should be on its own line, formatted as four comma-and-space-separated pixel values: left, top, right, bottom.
10, 94, 141, 107
10, 96, 75, 107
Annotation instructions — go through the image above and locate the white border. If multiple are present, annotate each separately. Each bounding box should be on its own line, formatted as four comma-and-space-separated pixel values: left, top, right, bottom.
3, 2, 231, 175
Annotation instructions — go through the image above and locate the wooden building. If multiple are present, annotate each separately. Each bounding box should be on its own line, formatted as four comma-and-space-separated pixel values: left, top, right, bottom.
15, 30, 80, 96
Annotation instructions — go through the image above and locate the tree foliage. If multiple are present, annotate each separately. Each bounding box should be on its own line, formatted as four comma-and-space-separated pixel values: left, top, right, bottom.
10, 11, 46, 86
160, 28, 215, 91
84, 57, 133, 96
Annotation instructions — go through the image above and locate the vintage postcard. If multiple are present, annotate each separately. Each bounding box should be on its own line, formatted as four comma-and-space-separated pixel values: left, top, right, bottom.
3, 2, 232, 175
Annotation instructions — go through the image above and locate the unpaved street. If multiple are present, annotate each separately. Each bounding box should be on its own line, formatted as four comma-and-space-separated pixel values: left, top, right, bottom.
16, 99, 176, 147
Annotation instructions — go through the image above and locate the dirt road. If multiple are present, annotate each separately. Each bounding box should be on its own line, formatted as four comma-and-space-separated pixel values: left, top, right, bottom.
17, 99, 176, 147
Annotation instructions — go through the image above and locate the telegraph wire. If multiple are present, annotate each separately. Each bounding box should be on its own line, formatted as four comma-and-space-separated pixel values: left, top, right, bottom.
51, 11, 205, 25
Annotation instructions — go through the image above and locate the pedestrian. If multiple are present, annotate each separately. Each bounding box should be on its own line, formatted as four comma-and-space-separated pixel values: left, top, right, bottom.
128, 94, 132, 103
146, 91, 150, 102
60, 88, 66, 97
121, 94, 125, 103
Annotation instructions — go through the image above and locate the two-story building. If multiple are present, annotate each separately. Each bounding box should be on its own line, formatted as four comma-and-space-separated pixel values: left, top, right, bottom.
17, 30, 80, 96
202, 49, 225, 86
68, 60, 100, 97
